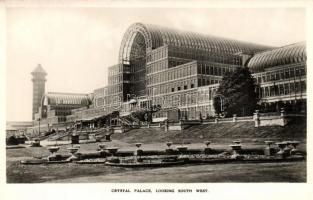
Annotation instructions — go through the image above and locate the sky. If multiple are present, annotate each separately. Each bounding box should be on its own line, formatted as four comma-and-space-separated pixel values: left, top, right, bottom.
6, 7, 306, 121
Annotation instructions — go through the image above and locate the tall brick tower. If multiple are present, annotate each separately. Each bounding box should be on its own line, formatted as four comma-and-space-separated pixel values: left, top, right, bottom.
31, 64, 47, 120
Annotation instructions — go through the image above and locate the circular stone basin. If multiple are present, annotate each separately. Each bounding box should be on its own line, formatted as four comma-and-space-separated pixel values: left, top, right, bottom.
229, 144, 242, 150
67, 147, 79, 154
48, 146, 60, 153
177, 146, 188, 152
106, 147, 119, 154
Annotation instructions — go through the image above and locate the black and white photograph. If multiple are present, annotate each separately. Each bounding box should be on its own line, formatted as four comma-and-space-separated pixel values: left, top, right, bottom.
2, 1, 312, 197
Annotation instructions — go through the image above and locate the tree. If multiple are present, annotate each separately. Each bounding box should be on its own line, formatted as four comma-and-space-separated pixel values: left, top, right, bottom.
213, 67, 258, 117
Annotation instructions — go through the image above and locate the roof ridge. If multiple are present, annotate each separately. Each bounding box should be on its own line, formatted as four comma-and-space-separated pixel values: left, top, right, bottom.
254, 41, 306, 55
47, 92, 89, 96
142, 22, 275, 50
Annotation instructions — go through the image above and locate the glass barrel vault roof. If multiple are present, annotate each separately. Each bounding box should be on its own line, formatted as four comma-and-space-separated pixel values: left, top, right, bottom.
247, 42, 306, 73
119, 23, 274, 63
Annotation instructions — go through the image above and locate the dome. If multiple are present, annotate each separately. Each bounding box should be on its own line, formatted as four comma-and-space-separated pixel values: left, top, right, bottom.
247, 42, 306, 73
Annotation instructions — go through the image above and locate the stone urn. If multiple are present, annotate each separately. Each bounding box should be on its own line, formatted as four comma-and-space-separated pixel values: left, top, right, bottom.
134, 143, 143, 156
105, 133, 111, 141
284, 141, 293, 153
165, 141, 174, 154
98, 144, 106, 151
229, 144, 242, 159
204, 140, 211, 147
31, 138, 41, 147
276, 142, 288, 157
48, 146, 60, 154
98, 144, 107, 156
264, 141, 275, 156
67, 147, 80, 161
166, 141, 173, 149
176, 146, 188, 153
47, 146, 60, 161
135, 143, 142, 149
289, 141, 300, 155
67, 147, 79, 154
106, 147, 119, 155
204, 140, 212, 154
265, 141, 274, 147
95, 135, 103, 142
233, 140, 241, 144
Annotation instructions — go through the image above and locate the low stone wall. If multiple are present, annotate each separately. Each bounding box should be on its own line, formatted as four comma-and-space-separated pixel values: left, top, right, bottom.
113, 127, 124, 134
203, 116, 253, 124
200, 111, 289, 127
166, 120, 202, 131
254, 109, 288, 127
112, 126, 133, 133
257, 116, 288, 127
168, 124, 183, 131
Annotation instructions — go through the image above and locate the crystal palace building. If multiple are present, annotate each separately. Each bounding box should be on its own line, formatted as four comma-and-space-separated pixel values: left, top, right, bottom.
32, 23, 306, 129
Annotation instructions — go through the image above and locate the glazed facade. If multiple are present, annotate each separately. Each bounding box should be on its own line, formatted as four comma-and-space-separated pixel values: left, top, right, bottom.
250, 42, 306, 113
33, 92, 91, 126
33, 23, 307, 126
103, 23, 306, 120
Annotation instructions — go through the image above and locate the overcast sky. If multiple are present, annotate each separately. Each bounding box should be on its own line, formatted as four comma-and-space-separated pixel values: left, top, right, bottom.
6, 7, 306, 121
